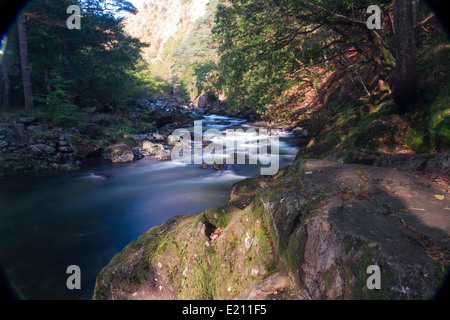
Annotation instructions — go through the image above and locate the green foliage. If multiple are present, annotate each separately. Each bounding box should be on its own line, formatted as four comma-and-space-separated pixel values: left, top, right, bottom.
212, 0, 392, 115
405, 129, 426, 152
0, 152, 43, 176
128, 66, 169, 98
4, 0, 147, 112
32, 58, 78, 121
135, 0, 221, 101
429, 84, 450, 150
194, 60, 219, 93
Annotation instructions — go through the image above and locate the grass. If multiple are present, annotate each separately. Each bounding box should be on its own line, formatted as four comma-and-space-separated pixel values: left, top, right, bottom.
0, 152, 43, 175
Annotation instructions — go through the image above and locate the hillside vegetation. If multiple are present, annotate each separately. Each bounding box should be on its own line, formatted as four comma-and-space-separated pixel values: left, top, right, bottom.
124, 0, 221, 101
210, 0, 449, 155
125, 0, 449, 155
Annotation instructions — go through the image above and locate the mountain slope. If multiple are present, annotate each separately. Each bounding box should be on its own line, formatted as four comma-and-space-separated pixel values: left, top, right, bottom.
124, 0, 220, 100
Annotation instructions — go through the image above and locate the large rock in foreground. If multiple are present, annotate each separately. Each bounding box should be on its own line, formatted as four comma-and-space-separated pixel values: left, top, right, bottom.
94, 159, 449, 300
264, 159, 449, 299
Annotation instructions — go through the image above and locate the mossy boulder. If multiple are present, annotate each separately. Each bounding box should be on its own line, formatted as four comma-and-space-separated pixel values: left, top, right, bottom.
93, 202, 286, 300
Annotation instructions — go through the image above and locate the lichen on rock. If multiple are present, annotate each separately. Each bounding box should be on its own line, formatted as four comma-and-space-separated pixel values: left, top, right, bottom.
94, 159, 450, 300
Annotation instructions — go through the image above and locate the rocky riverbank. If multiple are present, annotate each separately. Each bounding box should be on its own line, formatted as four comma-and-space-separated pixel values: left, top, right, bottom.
93, 157, 449, 300
0, 93, 235, 176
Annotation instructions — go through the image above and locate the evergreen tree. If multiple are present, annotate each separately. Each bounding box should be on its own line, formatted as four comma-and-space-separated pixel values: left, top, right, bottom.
3, 0, 146, 111
17, 12, 33, 110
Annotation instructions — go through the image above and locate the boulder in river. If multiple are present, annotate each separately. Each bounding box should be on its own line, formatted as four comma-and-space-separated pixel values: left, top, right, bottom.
104, 143, 135, 163
141, 141, 171, 161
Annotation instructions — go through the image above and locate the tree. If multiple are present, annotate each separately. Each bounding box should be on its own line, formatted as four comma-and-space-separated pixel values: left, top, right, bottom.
392, 0, 416, 111
2, 0, 146, 111
17, 12, 33, 110
0, 62, 9, 108
213, 0, 407, 115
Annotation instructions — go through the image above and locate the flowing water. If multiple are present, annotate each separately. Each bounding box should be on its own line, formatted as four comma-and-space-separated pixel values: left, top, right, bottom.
0, 114, 299, 299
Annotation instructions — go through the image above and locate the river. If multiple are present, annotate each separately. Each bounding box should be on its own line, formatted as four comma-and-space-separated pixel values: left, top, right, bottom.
0, 114, 299, 299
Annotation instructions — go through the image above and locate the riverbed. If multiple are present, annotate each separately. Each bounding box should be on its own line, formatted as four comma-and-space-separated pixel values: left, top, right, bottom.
0, 114, 299, 299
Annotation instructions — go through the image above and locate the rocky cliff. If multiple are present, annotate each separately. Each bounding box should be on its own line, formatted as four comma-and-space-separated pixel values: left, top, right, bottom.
93, 158, 450, 300
124, 0, 220, 99
125, 0, 210, 61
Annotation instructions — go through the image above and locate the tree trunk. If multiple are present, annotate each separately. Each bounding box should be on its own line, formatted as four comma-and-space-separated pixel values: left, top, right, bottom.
393, 0, 416, 112
62, 33, 75, 106
17, 12, 34, 111
0, 58, 9, 108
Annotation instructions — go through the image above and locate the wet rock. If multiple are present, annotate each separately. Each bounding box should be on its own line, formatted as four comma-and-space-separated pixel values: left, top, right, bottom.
213, 163, 227, 170
167, 135, 191, 151
167, 135, 179, 146
154, 150, 171, 161
199, 163, 210, 170
132, 147, 144, 160
144, 134, 156, 143
141, 141, 162, 155
199, 163, 228, 171
141, 141, 172, 161
104, 143, 135, 163
153, 133, 166, 143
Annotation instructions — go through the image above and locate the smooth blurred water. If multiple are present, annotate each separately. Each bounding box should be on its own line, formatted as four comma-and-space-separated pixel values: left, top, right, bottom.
0, 115, 299, 299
